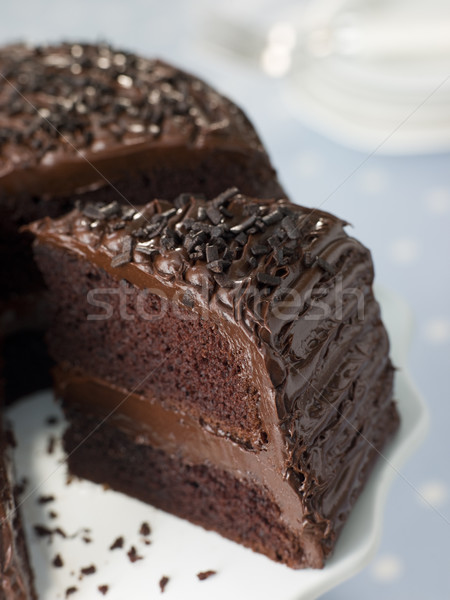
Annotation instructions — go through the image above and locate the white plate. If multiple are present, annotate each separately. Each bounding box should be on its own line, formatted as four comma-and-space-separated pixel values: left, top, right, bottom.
7, 285, 428, 600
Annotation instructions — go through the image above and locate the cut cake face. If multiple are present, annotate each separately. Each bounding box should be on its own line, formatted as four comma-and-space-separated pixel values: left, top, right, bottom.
29, 189, 399, 568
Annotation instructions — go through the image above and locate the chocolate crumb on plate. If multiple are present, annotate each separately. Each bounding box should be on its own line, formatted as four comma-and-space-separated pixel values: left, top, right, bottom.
197, 570, 217, 581
34, 525, 66, 539
139, 522, 151, 536
80, 565, 96, 576
109, 536, 124, 550
82, 536, 92, 544
65, 587, 78, 597
159, 576, 169, 593
33, 524, 54, 538
37, 494, 55, 504
49, 511, 58, 519
52, 554, 64, 568
98, 585, 109, 596
47, 435, 56, 454
127, 546, 143, 563
14, 477, 28, 496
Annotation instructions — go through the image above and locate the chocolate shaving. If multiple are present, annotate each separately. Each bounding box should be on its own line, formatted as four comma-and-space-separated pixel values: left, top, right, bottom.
111, 236, 134, 268
82, 203, 107, 221
206, 205, 222, 225
317, 256, 336, 275
65, 587, 78, 597
207, 259, 226, 273
250, 244, 269, 256
230, 214, 257, 233
205, 244, 219, 263
212, 187, 239, 207
281, 215, 301, 239
256, 273, 282, 287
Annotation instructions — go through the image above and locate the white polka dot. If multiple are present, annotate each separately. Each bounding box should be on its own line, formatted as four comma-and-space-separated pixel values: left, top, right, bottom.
371, 555, 404, 583
425, 187, 450, 215
359, 167, 388, 194
296, 151, 323, 178
417, 480, 448, 508
389, 238, 420, 265
423, 318, 450, 344
260, 45, 292, 77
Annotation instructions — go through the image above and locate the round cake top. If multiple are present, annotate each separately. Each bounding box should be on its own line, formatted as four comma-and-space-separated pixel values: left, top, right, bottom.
0, 42, 265, 193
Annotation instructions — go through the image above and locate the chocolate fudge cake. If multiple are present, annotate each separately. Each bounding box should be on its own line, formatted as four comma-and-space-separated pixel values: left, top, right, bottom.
29, 189, 399, 568
0, 41, 285, 399
0, 422, 36, 599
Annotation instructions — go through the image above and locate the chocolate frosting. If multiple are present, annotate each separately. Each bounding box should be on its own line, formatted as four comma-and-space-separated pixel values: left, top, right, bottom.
30, 189, 397, 564
0, 43, 275, 198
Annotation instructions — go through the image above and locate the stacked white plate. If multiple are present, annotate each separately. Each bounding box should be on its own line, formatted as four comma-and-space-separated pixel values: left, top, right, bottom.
198, 0, 450, 154
287, 0, 450, 154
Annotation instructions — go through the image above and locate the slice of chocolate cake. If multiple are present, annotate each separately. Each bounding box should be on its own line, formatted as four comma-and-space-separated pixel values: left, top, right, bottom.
0, 42, 285, 399
0, 424, 36, 599
29, 189, 399, 569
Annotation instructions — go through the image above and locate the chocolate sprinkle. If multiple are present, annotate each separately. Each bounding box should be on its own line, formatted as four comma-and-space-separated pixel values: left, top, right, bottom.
212, 186, 239, 206
256, 273, 282, 287
111, 236, 134, 268
65, 587, 78, 597
206, 205, 222, 226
